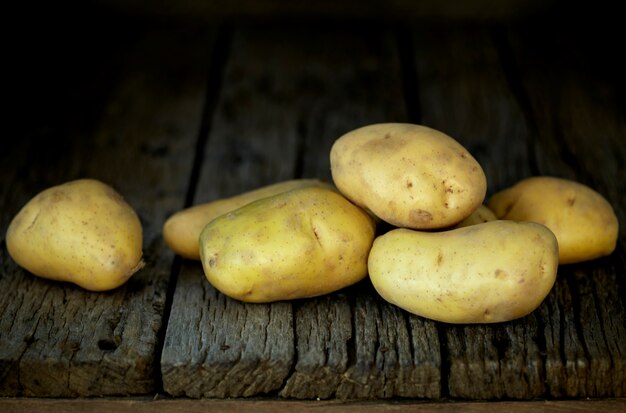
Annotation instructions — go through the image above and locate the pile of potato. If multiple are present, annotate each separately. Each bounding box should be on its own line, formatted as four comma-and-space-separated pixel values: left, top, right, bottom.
5, 123, 619, 324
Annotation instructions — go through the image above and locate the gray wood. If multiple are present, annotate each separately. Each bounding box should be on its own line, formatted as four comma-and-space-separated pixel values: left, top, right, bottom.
508, 25, 626, 397
2, 398, 626, 413
160, 26, 306, 398
336, 287, 441, 399
161, 25, 443, 400
280, 293, 352, 399
161, 262, 293, 397
412, 26, 544, 399
277, 27, 440, 400
0, 22, 214, 396
3, 16, 625, 401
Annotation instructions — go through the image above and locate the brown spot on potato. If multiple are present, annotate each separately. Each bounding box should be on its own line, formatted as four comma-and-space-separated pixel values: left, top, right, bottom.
567, 196, 576, 206
495, 269, 507, 279
49, 190, 66, 203
436, 252, 443, 266
406, 180, 413, 189
208, 256, 217, 268
442, 180, 454, 194
410, 209, 432, 224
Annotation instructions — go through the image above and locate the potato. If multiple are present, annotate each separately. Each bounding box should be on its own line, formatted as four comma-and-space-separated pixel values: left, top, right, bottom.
487, 176, 619, 264
163, 179, 332, 260
368, 221, 559, 323
330, 123, 486, 229
199, 186, 375, 303
6, 179, 144, 291
453, 204, 497, 228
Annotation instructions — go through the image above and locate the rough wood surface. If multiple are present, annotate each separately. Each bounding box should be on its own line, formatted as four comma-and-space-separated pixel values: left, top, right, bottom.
2, 9, 625, 402
161, 25, 443, 400
412, 26, 545, 399
0, 15, 214, 396
160, 26, 304, 398
507, 21, 626, 397
1, 398, 626, 413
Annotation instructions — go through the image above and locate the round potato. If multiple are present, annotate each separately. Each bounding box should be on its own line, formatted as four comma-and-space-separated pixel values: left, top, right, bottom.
368, 220, 559, 324
6, 179, 144, 291
487, 176, 618, 264
199, 186, 375, 303
330, 123, 486, 229
163, 179, 332, 260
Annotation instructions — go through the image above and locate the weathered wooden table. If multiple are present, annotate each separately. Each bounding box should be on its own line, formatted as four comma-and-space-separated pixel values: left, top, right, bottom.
1, 3, 625, 412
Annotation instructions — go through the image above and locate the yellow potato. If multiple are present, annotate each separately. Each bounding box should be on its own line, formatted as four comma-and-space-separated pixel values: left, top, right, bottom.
6, 179, 144, 291
330, 123, 486, 229
199, 186, 375, 303
488, 176, 618, 264
368, 221, 559, 324
163, 179, 332, 260
453, 204, 497, 228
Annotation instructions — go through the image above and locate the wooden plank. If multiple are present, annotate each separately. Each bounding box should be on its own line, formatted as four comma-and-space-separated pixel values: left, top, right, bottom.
271, 26, 440, 400
335, 285, 441, 399
160, 26, 303, 398
1, 398, 626, 413
0, 15, 214, 396
507, 22, 626, 397
412, 26, 545, 399
161, 24, 442, 399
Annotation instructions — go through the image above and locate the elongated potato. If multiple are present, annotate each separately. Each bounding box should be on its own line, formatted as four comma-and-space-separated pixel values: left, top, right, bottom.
368, 220, 559, 323
199, 186, 375, 303
330, 123, 487, 229
163, 179, 332, 260
488, 176, 619, 264
6, 179, 144, 291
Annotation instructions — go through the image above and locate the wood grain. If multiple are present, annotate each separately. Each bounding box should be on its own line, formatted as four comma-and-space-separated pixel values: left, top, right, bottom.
2, 13, 625, 401
0, 16, 214, 396
507, 21, 626, 397
1, 398, 625, 413
161, 24, 443, 399
160, 26, 305, 398
412, 26, 545, 399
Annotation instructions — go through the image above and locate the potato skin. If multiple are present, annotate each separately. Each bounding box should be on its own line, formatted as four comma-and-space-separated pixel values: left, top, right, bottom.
199, 186, 375, 303
488, 176, 619, 264
368, 221, 559, 324
6, 179, 144, 291
330, 123, 486, 229
163, 179, 332, 260
452, 204, 497, 228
